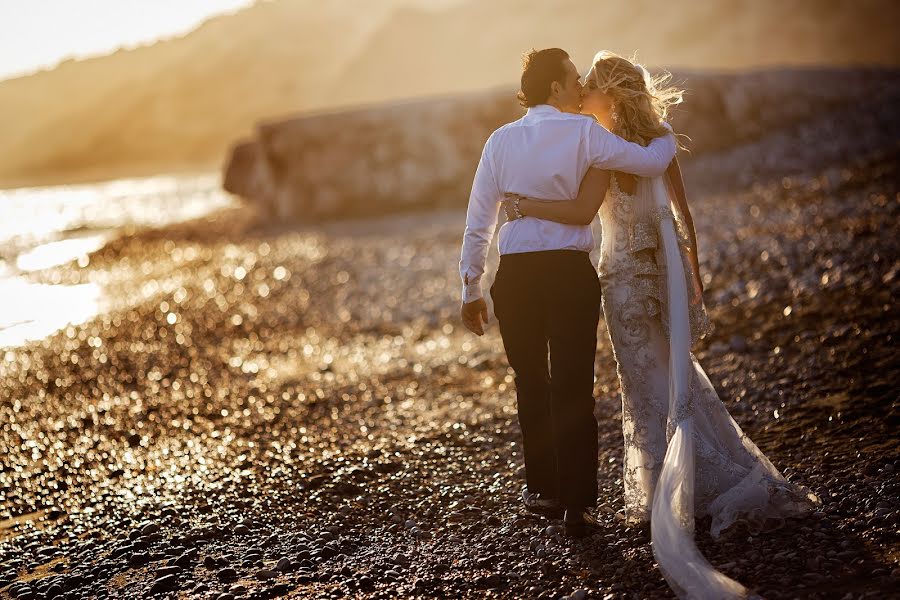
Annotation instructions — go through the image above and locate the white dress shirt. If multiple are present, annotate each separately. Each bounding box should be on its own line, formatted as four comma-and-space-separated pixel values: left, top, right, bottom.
459, 104, 677, 303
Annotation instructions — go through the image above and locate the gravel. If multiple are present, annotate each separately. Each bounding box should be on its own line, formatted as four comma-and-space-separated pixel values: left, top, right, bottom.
0, 143, 897, 599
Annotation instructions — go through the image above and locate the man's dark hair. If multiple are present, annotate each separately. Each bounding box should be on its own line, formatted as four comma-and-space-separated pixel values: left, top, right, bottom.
517, 48, 570, 108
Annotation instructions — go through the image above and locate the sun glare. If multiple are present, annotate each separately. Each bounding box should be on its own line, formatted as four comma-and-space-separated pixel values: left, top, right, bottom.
0, 0, 254, 81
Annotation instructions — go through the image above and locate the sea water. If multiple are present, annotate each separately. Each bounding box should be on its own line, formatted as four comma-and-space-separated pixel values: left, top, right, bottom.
0, 174, 234, 347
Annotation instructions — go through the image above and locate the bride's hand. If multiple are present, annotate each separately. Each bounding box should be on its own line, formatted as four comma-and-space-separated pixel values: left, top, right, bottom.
691, 273, 704, 305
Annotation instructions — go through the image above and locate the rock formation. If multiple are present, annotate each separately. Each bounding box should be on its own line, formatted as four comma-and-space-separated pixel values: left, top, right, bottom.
223, 67, 900, 220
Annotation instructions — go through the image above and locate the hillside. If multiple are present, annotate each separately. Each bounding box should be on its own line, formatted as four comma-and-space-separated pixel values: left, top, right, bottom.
330, 0, 900, 105
1, 0, 898, 187
0, 0, 398, 186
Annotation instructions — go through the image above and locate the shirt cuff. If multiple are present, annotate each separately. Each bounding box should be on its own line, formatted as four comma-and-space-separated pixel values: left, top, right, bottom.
462, 279, 483, 304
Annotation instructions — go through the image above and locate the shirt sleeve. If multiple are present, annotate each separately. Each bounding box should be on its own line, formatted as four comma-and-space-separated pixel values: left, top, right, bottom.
459, 134, 502, 304
587, 121, 676, 177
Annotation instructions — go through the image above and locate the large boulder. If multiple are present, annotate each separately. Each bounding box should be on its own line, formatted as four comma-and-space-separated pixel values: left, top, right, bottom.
223, 67, 900, 220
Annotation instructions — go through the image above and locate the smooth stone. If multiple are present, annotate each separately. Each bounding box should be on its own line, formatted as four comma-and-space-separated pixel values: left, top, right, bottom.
149, 574, 178, 594
276, 557, 292, 572
44, 585, 64, 599
128, 552, 149, 566
174, 551, 196, 568
217, 567, 238, 580
157, 565, 180, 577
256, 568, 278, 580
393, 554, 409, 566
544, 525, 562, 536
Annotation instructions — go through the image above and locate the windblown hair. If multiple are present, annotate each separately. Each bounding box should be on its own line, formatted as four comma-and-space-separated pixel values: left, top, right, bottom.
517, 48, 570, 108
591, 51, 685, 148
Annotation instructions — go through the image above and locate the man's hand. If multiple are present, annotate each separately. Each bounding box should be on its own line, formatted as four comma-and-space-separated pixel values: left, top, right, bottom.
461, 298, 489, 336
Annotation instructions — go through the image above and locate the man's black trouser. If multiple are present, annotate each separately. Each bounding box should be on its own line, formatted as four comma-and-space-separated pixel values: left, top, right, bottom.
490, 249, 601, 509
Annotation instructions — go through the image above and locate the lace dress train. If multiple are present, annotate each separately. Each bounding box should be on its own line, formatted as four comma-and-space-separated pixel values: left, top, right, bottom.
598, 174, 820, 599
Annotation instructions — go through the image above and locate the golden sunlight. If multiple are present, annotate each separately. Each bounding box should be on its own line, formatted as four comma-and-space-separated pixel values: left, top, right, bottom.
0, 0, 253, 80
0, 2, 897, 599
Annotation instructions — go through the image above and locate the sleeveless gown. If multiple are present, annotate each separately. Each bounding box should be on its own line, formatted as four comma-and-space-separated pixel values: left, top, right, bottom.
597, 173, 820, 599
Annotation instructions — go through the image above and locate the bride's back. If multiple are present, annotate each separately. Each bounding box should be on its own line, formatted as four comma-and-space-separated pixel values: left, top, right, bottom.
612, 171, 637, 195
597, 172, 653, 279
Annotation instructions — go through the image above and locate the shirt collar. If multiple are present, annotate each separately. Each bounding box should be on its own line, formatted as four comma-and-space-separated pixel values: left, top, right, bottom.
525, 104, 564, 119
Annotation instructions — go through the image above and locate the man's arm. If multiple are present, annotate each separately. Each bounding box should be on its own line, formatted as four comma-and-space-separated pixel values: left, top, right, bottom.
588, 121, 676, 177
459, 135, 502, 334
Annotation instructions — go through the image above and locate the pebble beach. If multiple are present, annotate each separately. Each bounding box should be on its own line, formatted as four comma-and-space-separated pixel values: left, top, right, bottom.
1, 151, 899, 599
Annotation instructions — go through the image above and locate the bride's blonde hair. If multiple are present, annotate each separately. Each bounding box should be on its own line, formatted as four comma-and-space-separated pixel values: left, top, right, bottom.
591, 51, 685, 148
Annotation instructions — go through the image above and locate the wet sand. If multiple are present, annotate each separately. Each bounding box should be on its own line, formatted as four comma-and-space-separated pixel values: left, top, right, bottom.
0, 152, 898, 599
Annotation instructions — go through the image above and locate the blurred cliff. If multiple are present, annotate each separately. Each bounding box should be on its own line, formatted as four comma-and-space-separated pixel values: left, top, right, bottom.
223, 67, 900, 219
1, 0, 899, 188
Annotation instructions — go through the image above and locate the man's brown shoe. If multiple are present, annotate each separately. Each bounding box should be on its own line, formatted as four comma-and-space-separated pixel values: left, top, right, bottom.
563, 507, 603, 537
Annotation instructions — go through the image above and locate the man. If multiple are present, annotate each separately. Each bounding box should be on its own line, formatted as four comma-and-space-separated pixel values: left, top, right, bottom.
459, 48, 676, 537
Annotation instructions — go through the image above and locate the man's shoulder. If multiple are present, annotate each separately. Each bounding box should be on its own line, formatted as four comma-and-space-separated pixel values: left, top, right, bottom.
482, 119, 522, 153
489, 116, 526, 137
488, 112, 596, 141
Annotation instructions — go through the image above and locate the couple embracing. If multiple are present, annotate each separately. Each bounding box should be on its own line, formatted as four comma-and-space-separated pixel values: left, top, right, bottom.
458, 48, 819, 599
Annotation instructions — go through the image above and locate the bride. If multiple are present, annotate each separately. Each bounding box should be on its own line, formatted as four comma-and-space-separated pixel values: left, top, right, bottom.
501, 51, 820, 599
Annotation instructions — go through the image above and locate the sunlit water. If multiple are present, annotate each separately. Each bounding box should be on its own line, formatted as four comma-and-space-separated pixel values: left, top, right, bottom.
0, 174, 235, 347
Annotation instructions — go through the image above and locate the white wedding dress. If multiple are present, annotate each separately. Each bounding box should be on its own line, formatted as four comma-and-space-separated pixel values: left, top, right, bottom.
597, 173, 821, 599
